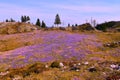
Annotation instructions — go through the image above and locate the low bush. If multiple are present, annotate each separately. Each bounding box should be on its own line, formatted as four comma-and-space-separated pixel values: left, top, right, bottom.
50, 61, 60, 68
106, 71, 120, 80
0, 62, 47, 79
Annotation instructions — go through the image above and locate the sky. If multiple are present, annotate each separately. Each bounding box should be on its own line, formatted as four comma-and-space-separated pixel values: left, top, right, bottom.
0, 0, 120, 26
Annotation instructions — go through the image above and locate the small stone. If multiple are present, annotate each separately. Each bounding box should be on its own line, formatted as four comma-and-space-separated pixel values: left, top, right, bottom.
73, 64, 77, 67
76, 69, 80, 72
59, 62, 64, 67
78, 63, 81, 66
84, 62, 89, 65
45, 65, 48, 68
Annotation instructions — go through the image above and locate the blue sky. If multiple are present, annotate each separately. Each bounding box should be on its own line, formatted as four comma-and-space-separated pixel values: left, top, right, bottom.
0, 0, 120, 26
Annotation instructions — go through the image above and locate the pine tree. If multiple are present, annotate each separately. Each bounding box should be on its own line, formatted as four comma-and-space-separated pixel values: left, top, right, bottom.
41, 21, 46, 28
75, 24, 78, 27
36, 18, 41, 27
68, 23, 70, 27
6, 19, 9, 22
26, 16, 30, 21
10, 18, 15, 22
54, 14, 61, 27
21, 16, 24, 22
24, 16, 27, 22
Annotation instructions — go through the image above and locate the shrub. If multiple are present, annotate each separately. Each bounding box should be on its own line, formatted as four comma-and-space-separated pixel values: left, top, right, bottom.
1, 63, 47, 79
88, 67, 97, 72
50, 61, 60, 68
106, 71, 120, 80
26, 63, 46, 74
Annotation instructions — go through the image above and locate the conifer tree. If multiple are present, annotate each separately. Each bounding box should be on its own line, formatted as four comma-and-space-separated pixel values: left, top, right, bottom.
36, 18, 41, 27
54, 14, 61, 27
41, 21, 46, 28
6, 19, 9, 22
75, 24, 78, 27
24, 16, 27, 21
21, 16, 24, 22
26, 16, 30, 21
68, 23, 70, 27
10, 18, 15, 22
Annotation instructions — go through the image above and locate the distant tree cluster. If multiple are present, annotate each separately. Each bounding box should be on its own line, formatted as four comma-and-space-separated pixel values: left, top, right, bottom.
21, 15, 30, 22
5, 18, 15, 22
95, 21, 117, 32
35, 18, 46, 28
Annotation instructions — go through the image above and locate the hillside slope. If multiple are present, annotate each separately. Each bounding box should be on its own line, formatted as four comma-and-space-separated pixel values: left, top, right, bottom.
95, 21, 120, 32
0, 22, 38, 34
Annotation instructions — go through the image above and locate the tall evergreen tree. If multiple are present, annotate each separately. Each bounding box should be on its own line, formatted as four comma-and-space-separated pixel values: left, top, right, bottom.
21, 16, 24, 22
36, 18, 41, 27
68, 23, 70, 27
24, 16, 27, 22
75, 24, 78, 27
6, 19, 9, 22
41, 21, 46, 28
54, 14, 61, 27
26, 16, 30, 21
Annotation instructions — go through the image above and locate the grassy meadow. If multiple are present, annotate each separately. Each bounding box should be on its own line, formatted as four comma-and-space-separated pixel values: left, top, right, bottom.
0, 30, 120, 80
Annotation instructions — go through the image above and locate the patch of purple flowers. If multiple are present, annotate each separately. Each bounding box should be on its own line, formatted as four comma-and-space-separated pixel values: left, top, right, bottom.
0, 31, 103, 68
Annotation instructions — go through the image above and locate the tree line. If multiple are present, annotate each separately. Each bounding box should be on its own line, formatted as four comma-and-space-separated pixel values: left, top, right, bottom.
34, 14, 61, 28
4, 14, 62, 28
